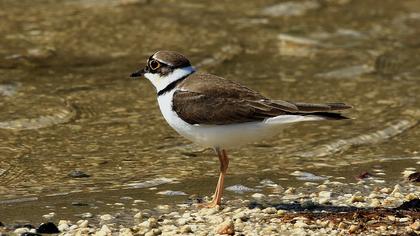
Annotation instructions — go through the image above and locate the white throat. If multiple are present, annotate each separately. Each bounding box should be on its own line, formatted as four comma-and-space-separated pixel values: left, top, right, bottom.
144, 66, 195, 92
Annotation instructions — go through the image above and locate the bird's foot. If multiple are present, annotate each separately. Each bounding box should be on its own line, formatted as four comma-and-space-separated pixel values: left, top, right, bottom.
196, 200, 220, 208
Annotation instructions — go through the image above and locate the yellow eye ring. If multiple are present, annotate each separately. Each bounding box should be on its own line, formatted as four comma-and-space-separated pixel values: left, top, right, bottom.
149, 60, 160, 70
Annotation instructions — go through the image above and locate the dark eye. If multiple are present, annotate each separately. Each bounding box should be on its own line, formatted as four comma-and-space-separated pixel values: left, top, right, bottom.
149, 60, 160, 70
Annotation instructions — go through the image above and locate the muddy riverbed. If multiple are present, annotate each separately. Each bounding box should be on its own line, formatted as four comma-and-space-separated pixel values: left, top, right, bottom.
0, 0, 419, 234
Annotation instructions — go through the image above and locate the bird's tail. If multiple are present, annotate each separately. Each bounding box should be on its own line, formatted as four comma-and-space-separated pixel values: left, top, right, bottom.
290, 102, 352, 120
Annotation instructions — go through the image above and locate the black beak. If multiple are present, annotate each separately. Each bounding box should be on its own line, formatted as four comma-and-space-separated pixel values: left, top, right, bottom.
130, 68, 146, 79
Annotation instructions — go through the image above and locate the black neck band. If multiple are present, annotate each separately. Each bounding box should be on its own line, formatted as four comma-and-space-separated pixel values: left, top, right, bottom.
157, 72, 193, 96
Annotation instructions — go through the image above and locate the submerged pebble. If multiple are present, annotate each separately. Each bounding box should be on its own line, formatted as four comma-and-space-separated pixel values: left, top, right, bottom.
315, 65, 374, 79
262, 1, 320, 17
156, 190, 187, 196
126, 177, 174, 189
225, 184, 259, 194
68, 170, 91, 178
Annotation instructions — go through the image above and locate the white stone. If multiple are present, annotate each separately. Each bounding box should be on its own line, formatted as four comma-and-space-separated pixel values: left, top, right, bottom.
14, 228, 29, 234
100, 214, 113, 221
134, 212, 143, 219
58, 223, 70, 231
251, 193, 266, 199
262, 207, 277, 214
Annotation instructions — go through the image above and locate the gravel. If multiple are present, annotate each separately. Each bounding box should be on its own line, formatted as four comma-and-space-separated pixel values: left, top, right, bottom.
1, 177, 419, 236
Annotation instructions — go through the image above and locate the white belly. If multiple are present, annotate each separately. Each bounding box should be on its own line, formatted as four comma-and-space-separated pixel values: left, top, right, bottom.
157, 90, 322, 148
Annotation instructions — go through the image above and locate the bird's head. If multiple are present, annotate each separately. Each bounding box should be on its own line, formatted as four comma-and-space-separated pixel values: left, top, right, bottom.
130, 51, 195, 92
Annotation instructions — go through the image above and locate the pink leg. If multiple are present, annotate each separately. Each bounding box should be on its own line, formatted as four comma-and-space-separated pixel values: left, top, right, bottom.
199, 148, 229, 208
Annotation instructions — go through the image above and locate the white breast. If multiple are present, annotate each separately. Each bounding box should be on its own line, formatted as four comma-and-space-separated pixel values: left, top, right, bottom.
157, 90, 321, 148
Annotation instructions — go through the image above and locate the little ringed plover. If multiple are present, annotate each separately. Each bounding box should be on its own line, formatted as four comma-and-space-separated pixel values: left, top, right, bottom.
130, 51, 352, 208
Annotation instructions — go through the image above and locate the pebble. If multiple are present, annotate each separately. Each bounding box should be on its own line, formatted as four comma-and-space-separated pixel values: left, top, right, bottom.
57, 222, 69, 232
294, 221, 308, 228
348, 225, 359, 233
350, 195, 365, 203
225, 184, 259, 193
100, 214, 113, 221
157, 190, 187, 196
79, 220, 89, 228
251, 193, 265, 199
81, 212, 94, 218
134, 212, 144, 219
42, 212, 55, 220
262, 207, 277, 214
316, 65, 374, 79
410, 221, 420, 231
68, 170, 91, 178
261, 1, 320, 17
14, 228, 30, 234
180, 225, 193, 233
96, 225, 111, 236
2, 178, 417, 236
216, 219, 234, 235
37, 222, 60, 234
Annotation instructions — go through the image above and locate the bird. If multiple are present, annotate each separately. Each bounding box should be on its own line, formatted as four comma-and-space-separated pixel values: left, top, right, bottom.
130, 51, 352, 208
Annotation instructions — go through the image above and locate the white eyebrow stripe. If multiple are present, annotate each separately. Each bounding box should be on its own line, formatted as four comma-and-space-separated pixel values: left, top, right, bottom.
152, 55, 175, 67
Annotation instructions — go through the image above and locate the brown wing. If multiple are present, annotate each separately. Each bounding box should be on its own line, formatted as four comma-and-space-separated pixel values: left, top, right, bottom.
173, 73, 351, 125
173, 91, 299, 125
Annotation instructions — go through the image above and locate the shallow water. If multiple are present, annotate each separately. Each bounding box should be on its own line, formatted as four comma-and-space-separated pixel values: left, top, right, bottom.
0, 0, 419, 224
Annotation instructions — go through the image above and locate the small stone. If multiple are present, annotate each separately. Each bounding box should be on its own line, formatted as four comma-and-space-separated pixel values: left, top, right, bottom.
143, 218, 158, 229
262, 1, 320, 17
97, 225, 111, 235
79, 220, 89, 228
387, 215, 396, 221
81, 212, 93, 218
348, 225, 359, 233
251, 193, 265, 199
216, 220, 234, 235
14, 228, 29, 234
176, 218, 188, 226
318, 191, 332, 198
294, 221, 308, 228
69, 225, 78, 230
262, 207, 277, 214
370, 198, 381, 207
146, 228, 161, 236
380, 188, 391, 194
68, 170, 91, 178
350, 195, 365, 203
399, 217, 410, 222
37, 222, 60, 234
57, 222, 69, 232
134, 212, 143, 219
180, 225, 193, 233
410, 221, 420, 231
42, 212, 55, 220
100, 214, 113, 221
71, 201, 89, 206
277, 210, 286, 215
